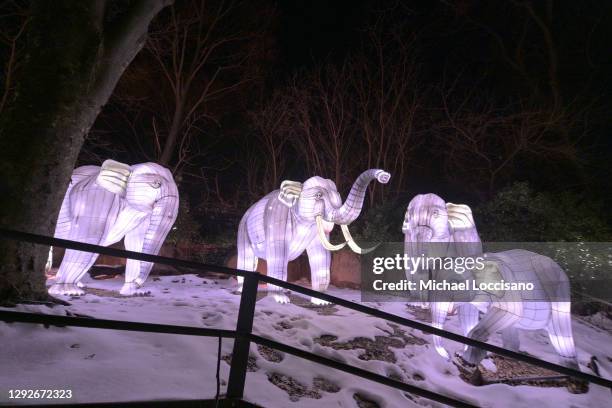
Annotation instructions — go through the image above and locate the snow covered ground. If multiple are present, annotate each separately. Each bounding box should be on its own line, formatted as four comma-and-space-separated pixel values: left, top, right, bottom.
1, 274, 611, 407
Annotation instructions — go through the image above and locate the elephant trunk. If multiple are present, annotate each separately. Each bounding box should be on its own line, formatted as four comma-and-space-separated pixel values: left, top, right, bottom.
403, 222, 450, 306
404, 229, 431, 305
331, 169, 390, 225
403, 225, 438, 278
431, 302, 453, 360
133, 194, 179, 285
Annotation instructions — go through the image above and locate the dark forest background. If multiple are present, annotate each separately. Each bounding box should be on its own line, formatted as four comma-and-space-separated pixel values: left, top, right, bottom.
2, 0, 611, 247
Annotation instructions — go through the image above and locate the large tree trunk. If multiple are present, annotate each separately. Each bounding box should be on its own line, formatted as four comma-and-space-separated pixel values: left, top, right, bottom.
0, 0, 172, 305
159, 98, 184, 166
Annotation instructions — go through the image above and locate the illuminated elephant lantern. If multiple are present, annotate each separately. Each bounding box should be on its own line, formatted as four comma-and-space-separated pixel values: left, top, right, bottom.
403, 193, 579, 370
237, 169, 391, 304
48, 160, 179, 296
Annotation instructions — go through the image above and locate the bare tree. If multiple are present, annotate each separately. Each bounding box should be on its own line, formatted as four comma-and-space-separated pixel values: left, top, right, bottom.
106, 0, 268, 175
433, 84, 578, 197
439, 0, 602, 193
260, 21, 424, 206
350, 23, 424, 203
0, 0, 28, 115
290, 62, 357, 190
244, 89, 292, 198
445, 0, 563, 108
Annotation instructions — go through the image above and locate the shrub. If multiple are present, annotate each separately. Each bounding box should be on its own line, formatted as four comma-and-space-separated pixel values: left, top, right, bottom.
166, 199, 203, 246
351, 200, 406, 243
474, 182, 610, 242
475, 182, 611, 314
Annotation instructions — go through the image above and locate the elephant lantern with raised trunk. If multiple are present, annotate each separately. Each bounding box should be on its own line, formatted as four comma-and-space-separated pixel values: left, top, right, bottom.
237, 169, 390, 304
48, 159, 179, 297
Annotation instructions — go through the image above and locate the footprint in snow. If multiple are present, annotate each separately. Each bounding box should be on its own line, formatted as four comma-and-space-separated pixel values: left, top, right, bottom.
202, 312, 223, 326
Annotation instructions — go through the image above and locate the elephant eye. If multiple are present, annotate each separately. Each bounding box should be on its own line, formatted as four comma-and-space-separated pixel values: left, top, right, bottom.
432, 210, 439, 217
150, 180, 162, 189
315, 192, 323, 199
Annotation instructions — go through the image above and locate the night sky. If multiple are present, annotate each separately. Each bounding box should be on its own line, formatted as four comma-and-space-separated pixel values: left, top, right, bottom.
277, 0, 369, 70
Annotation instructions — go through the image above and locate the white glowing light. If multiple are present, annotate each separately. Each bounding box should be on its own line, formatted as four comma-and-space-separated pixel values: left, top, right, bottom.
237, 169, 390, 304
48, 160, 179, 297
403, 193, 580, 371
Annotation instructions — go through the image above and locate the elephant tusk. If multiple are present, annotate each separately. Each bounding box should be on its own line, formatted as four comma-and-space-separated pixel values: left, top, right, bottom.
316, 216, 346, 251
340, 225, 379, 254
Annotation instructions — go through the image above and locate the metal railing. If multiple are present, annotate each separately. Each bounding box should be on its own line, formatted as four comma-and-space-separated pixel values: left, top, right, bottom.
1, 228, 611, 408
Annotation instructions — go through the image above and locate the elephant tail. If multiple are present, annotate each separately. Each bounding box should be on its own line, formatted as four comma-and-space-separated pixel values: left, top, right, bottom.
237, 212, 258, 272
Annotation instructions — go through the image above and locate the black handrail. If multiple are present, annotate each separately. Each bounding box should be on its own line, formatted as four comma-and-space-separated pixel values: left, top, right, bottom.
0, 309, 237, 338
0, 229, 244, 277
0, 227, 610, 405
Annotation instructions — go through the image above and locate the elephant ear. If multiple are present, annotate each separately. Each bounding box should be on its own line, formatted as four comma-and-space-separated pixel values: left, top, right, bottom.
278, 180, 302, 207
96, 159, 132, 197
446, 202, 482, 256
401, 202, 416, 234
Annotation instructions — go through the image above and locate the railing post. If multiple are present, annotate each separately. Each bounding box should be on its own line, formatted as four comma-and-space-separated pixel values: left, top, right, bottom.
226, 272, 259, 402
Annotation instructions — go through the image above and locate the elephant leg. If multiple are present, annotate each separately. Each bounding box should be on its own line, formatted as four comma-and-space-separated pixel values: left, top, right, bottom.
266, 240, 289, 304
53, 189, 73, 240
501, 327, 520, 352
236, 215, 258, 292
49, 226, 105, 296
547, 301, 579, 370
120, 219, 151, 296
49, 190, 120, 296
462, 303, 522, 365
459, 303, 480, 351
306, 239, 331, 305
47, 184, 76, 274
49, 249, 100, 295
